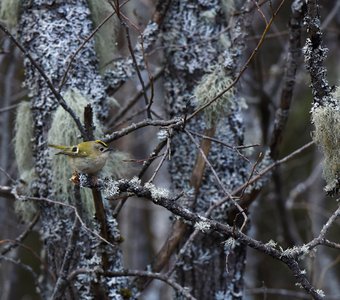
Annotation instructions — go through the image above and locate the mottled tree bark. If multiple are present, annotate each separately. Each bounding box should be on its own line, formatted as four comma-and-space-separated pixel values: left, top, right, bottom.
161, 1, 251, 298
18, 0, 126, 298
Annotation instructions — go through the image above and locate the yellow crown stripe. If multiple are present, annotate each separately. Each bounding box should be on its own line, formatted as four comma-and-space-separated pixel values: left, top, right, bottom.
95, 140, 108, 148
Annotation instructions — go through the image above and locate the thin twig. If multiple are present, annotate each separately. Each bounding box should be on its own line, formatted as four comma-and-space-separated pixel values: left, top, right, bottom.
0, 166, 15, 183
110, 107, 149, 130
147, 142, 170, 183
323, 239, 340, 250
286, 163, 322, 209
305, 205, 340, 250
0, 255, 42, 297
109, 2, 151, 118
185, 129, 248, 232
252, 0, 268, 25
139, 139, 168, 179
50, 186, 83, 299
51, 216, 80, 300
0, 239, 48, 272
239, 152, 263, 199
107, 68, 163, 127
59, 13, 113, 90
188, 129, 259, 163
210, 141, 315, 213
165, 227, 200, 277
26, 196, 114, 248
321, 0, 340, 30
165, 140, 259, 277
246, 287, 322, 299
1, 212, 40, 255
0, 103, 19, 113
118, 9, 156, 114
112, 138, 168, 217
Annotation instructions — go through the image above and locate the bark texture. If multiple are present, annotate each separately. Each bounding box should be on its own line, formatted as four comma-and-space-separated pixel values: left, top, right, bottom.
161, 1, 251, 298
18, 0, 126, 298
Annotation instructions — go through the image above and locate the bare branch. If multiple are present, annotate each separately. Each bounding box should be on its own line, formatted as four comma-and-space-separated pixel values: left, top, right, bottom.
102, 117, 183, 143
0, 255, 42, 297
50, 215, 80, 300
1, 212, 39, 255
102, 178, 325, 299
67, 268, 197, 300
184, 129, 248, 232
304, 0, 332, 106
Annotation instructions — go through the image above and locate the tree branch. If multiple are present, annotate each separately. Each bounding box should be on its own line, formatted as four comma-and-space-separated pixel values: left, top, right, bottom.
67, 268, 197, 300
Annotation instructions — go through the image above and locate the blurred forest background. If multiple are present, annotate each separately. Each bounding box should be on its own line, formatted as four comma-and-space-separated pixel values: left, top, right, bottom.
0, 0, 339, 299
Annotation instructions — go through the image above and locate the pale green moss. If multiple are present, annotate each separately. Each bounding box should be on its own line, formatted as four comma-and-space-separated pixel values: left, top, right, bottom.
14, 101, 34, 176
0, 0, 21, 28
14, 101, 37, 221
194, 67, 245, 127
48, 89, 90, 148
221, 0, 235, 14
87, 0, 119, 71
14, 196, 38, 222
312, 87, 340, 191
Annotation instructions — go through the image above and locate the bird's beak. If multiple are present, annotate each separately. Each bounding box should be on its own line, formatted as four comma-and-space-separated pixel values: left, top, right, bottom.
104, 148, 113, 153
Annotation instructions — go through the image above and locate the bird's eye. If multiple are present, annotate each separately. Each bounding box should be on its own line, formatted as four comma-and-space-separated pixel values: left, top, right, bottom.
72, 146, 78, 152
99, 147, 105, 152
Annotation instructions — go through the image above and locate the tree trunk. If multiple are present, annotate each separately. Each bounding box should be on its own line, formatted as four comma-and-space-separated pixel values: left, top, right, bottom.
17, 1, 126, 298
161, 1, 251, 298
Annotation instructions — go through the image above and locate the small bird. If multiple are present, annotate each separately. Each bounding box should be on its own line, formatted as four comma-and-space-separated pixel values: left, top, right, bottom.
48, 140, 112, 174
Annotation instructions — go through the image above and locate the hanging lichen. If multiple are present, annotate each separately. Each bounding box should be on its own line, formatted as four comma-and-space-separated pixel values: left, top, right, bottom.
0, 0, 21, 28
87, 0, 119, 72
14, 100, 37, 221
194, 66, 246, 127
312, 86, 340, 193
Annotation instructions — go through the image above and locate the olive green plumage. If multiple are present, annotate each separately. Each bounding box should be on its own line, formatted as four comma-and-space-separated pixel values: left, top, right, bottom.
48, 140, 112, 174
